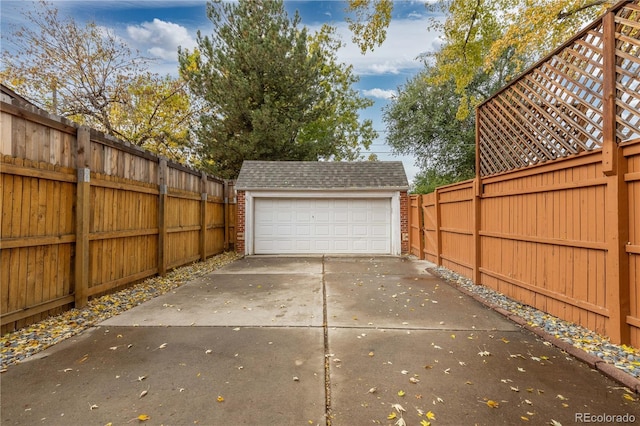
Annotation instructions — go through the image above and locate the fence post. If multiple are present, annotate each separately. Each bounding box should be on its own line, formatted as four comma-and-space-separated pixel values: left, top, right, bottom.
472, 178, 482, 284
200, 172, 207, 261
605, 147, 631, 344
601, 9, 630, 345
74, 126, 91, 308
417, 195, 425, 260
434, 189, 442, 266
602, 11, 617, 175
158, 158, 168, 276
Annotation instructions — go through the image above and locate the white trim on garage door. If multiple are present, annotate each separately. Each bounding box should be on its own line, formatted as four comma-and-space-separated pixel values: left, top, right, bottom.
244, 191, 402, 255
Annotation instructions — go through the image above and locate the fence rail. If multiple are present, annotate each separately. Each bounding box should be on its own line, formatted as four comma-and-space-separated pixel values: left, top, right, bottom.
410, 1, 640, 348
1, 97, 236, 334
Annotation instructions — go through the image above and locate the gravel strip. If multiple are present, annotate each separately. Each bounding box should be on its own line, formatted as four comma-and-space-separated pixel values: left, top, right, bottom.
430, 266, 640, 384
1, 252, 241, 370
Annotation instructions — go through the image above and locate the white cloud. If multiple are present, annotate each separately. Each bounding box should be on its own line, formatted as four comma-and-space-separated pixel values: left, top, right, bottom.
127, 18, 196, 61
363, 88, 397, 100
309, 16, 439, 77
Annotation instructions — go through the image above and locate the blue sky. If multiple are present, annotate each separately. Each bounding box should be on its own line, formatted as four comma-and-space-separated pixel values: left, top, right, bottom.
1, 1, 445, 182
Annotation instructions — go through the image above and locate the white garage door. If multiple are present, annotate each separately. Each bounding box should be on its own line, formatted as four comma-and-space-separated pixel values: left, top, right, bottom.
254, 198, 391, 254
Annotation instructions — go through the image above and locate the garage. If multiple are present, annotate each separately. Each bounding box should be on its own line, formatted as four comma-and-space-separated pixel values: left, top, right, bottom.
235, 161, 409, 255
254, 198, 391, 254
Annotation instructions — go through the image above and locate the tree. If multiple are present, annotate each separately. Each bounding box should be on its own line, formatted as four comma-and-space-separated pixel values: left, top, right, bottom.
347, 0, 613, 117
384, 51, 518, 192
178, 0, 375, 179
384, 66, 475, 192
1, 1, 194, 163
346, 0, 393, 54
106, 73, 196, 162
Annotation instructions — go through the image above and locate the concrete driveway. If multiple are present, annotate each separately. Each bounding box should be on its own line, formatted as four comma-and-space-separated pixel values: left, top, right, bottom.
1, 256, 638, 425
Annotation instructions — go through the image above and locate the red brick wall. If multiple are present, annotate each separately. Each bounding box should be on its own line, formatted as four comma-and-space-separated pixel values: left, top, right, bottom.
400, 191, 409, 254
236, 190, 245, 254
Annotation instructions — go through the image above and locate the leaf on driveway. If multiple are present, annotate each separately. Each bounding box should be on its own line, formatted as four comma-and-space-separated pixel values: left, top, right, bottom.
486, 400, 499, 408
137, 414, 150, 421
391, 403, 405, 412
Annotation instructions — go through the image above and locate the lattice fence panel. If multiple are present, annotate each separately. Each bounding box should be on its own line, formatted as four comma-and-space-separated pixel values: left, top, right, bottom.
616, 3, 640, 142
478, 1, 640, 177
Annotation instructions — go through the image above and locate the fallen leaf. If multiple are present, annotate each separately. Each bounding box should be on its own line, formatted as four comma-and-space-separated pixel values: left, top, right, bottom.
139, 389, 148, 398
550, 420, 562, 426
426, 410, 436, 420
521, 416, 529, 421
518, 367, 526, 372
556, 394, 567, 401
401, 370, 409, 375
368, 387, 377, 394
205, 349, 212, 354
387, 412, 397, 420
623, 393, 636, 402
137, 414, 150, 421
409, 377, 419, 384
109, 346, 118, 351
392, 403, 405, 412
397, 390, 406, 397
486, 400, 499, 408
368, 351, 374, 357
293, 376, 299, 381
137, 375, 147, 382
89, 404, 98, 410
478, 350, 491, 357
217, 396, 224, 402
510, 386, 519, 392
157, 343, 167, 350
420, 421, 431, 426
395, 418, 407, 426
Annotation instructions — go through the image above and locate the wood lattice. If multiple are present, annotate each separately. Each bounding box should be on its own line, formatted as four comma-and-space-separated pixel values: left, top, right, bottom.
478, 1, 640, 177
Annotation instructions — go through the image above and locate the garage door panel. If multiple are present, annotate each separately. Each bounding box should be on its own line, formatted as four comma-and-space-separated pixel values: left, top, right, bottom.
254, 198, 391, 254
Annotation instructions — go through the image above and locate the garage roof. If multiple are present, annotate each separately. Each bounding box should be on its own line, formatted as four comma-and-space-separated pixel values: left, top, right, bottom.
236, 161, 409, 190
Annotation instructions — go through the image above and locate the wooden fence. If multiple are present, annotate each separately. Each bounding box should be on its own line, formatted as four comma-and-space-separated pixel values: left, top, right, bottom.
409, 0, 640, 348
0, 97, 236, 334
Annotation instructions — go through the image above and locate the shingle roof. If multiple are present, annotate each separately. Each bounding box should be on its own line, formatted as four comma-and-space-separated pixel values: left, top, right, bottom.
236, 161, 409, 190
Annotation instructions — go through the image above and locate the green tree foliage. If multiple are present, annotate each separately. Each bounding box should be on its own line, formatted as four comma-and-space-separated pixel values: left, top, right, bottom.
346, 0, 393, 54
384, 51, 518, 193
347, 0, 613, 118
179, 0, 375, 179
1, 1, 194, 163
384, 66, 475, 193
429, 0, 613, 118
107, 73, 195, 162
